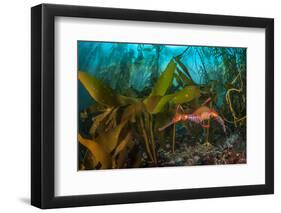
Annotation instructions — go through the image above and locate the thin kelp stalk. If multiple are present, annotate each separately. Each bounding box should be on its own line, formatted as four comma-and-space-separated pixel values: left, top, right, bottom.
149, 114, 157, 164
156, 45, 160, 76
82, 149, 89, 165
204, 120, 210, 145
204, 100, 212, 145
225, 71, 246, 127
226, 88, 240, 127
176, 47, 190, 59
139, 115, 154, 163
172, 124, 176, 153
174, 57, 194, 83
197, 49, 209, 82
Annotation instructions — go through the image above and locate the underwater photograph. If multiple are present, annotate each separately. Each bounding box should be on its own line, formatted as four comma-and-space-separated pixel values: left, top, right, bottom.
78, 41, 247, 170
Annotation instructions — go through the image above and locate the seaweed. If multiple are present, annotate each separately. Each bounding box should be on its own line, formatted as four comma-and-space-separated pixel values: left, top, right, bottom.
78, 42, 247, 170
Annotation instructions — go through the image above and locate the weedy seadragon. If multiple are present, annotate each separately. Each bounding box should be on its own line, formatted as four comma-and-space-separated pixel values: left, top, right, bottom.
159, 99, 226, 133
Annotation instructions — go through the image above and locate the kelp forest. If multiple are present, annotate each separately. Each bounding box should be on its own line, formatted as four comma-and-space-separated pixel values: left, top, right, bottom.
78, 41, 246, 170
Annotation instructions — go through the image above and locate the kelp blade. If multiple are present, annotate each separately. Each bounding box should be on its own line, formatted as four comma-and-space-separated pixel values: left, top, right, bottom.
89, 108, 113, 137
172, 85, 201, 104
78, 71, 120, 107
144, 95, 174, 114
78, 134, 111, 169
150, 60, 176, 96
144, 85, 200, 114
96, 120, 128, 153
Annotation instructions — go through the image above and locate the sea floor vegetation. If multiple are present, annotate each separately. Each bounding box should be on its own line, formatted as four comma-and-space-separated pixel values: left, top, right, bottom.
78, 42, 247, 170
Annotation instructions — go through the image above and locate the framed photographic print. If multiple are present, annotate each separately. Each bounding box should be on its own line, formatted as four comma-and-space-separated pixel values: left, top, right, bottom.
31, 4, 274, 209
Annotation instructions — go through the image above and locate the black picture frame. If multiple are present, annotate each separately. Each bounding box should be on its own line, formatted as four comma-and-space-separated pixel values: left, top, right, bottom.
31, 3, 274, 209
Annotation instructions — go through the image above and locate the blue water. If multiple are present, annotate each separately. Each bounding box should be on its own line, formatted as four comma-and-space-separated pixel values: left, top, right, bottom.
78, 41, 246, 112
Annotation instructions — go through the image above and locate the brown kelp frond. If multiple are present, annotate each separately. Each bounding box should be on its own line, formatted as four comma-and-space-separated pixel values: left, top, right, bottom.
138, 114, 155, 163
78, 58, 204, 169
149, 60, 176, 96
78, 134, 112, 169
96, 120, 128, 153
112, 132, 133, 168
176, 68, 194, 86
120, 102, 145, 122
171, 86, 201, 104
143, 85, 200, 115
90, 108, 114, 137
174, 56, 194, 83
78, 71, 120, 107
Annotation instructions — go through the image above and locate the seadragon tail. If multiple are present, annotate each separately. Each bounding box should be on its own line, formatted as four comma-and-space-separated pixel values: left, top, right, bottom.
214, 115, 226, 133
